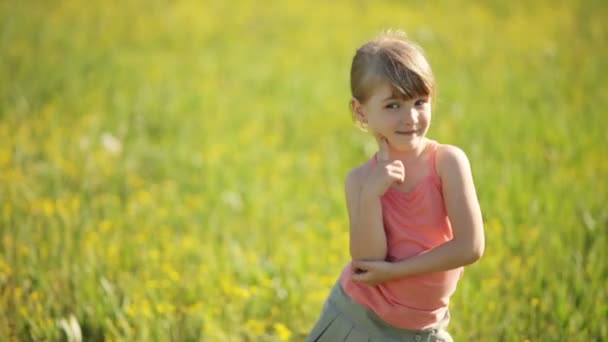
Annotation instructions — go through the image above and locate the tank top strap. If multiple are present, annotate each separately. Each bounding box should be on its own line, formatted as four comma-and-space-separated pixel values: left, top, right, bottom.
427, 140, 441, 181
371, 153, 378, 166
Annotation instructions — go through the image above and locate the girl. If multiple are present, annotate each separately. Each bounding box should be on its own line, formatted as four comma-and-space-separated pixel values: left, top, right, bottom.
307, 31, 485, 342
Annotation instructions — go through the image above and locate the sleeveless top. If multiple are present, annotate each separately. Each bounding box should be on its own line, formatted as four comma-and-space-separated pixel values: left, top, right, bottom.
339, 140, 464, 330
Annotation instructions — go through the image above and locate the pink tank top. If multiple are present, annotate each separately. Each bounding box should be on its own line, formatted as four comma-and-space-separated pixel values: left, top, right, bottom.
340, 140, 463, 330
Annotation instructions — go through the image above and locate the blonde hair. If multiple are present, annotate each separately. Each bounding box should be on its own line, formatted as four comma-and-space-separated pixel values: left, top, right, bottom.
350, 30, 435, 104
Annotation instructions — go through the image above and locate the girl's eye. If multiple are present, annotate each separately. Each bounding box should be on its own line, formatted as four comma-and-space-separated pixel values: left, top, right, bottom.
415, 99, 428, 106
385, 103, 400, 109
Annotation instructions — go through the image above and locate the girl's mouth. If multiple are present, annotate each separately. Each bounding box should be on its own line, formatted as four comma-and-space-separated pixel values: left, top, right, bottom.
395, 130, 417, 135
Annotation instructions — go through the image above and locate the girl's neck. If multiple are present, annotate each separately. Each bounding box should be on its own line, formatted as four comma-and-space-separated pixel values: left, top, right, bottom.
388, 138, 431, 163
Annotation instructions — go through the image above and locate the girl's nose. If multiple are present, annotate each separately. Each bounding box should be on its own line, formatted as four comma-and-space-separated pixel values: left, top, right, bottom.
401, 107, 417, 124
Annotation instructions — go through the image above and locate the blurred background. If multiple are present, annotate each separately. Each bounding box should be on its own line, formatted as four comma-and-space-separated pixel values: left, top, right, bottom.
1, 0, 606, 340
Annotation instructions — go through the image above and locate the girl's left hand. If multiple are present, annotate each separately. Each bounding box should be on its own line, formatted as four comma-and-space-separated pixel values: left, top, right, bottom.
351, 260, 398, 286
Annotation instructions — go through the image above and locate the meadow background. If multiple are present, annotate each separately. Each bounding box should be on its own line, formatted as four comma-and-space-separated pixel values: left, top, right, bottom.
1, 0, 607, 340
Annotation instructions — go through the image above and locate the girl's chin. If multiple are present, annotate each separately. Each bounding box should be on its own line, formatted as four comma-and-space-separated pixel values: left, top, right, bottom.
388, 137, 423, 150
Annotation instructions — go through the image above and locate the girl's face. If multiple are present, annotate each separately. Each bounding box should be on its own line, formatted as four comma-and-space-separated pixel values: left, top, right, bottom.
353, 82, 432, 152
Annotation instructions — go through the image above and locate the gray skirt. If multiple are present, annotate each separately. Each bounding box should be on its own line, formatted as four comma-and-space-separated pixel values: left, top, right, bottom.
307, 282, 453, 342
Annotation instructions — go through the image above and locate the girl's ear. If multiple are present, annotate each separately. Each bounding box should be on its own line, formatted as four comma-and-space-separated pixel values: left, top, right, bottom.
350, 97, 368, 131
350, 97, 367, 124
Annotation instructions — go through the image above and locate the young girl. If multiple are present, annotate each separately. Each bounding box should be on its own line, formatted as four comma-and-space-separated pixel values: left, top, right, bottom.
307, 32, 485, 342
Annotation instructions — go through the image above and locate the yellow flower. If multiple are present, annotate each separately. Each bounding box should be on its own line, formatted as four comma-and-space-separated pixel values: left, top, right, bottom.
18, 245, 30, 257
135, 189, 152, 206
320, 275, 335, 287
144, 279, 161, 289
99, 220, 112, 233
186, 301, 204, 313
245, 319, 265, 336
147, 249, 160, 261
124, 303, 136, 318
127, 174, 145, 188
139, 300, 152, 319
161, 263, 181, 283
42, 199, 55, 217
273, 323, 292, 341
30, 290, 41, 302
156, 303, 175, 315
0, 265, 11, 280
530, 297, 540, 307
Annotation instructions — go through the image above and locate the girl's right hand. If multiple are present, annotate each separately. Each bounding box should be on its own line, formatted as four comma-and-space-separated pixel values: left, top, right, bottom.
362, 136, 405, 197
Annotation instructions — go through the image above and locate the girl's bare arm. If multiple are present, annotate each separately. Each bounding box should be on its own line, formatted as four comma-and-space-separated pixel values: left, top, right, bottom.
346, 165, 388, 261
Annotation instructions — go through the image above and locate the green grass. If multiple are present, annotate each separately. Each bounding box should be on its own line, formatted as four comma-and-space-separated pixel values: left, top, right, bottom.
1, 0, 607, 340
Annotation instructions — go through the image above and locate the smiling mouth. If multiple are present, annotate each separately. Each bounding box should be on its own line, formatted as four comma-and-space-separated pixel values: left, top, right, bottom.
395, 130, 417, 135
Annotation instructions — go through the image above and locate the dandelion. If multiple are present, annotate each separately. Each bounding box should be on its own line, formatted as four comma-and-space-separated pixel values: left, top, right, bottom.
221, 191, 243, 211
101, 132, 122, 155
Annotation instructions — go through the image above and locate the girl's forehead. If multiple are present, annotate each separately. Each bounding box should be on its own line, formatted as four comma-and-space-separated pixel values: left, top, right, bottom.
369, 81, 418, 101
371, 79, 430, 102
369, 82, 394, 98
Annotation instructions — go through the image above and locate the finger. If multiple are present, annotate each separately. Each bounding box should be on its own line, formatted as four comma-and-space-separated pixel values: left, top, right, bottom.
388, 172, 404, 184
390, 161, 405, 182
353, 260, 370, 270
352, 260, 363, 271
352, 272, 368, 283
352, 262, 370, 277
375, 136, 390, 162
389, 169, 405, 183
386, 163, 404, 174
388, 167, 404, 178
353, 268, 367, 275
392, 160, 404, 170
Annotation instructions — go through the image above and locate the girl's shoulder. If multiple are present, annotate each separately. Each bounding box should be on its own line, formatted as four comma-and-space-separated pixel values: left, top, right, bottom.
434, 143, 472, 181
345, 159, 374, 189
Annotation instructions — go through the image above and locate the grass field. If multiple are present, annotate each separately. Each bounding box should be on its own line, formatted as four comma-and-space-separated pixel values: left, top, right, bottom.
1, 0, 607, 340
